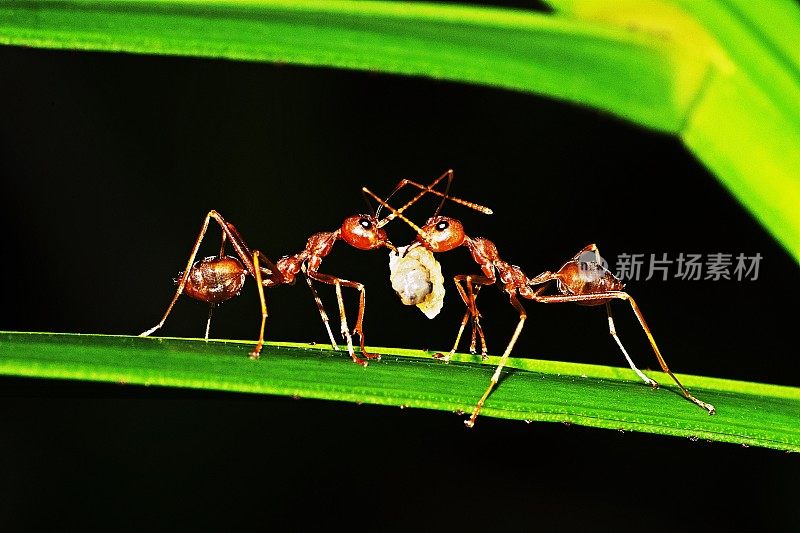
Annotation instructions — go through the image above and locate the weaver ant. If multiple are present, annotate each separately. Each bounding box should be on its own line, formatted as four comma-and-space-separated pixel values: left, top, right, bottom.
139, 181, 435, 364
365, 170, 716, 427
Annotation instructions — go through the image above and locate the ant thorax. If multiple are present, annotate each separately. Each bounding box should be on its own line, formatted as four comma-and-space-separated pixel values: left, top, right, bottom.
389, 245, 445, 319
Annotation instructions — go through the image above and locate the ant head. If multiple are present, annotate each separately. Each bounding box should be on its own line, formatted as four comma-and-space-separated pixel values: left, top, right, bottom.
341, 214, 391, 251
417, 216, 465, 252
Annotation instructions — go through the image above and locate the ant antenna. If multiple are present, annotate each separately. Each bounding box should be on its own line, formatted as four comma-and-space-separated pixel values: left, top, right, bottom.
361, 188, 376, 216
362, 187, 434, 246
375, 179, 403, 220
376, 170, 492, 227
399, 170, 492, 215
432, 169, 454, 218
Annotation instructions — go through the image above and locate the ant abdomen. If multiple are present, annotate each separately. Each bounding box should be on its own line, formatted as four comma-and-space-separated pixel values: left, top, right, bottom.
556, 260, 624, 305
183, 256, 246, 303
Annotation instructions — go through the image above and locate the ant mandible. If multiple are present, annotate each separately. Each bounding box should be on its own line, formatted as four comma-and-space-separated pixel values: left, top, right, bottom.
365, 171, 716, 427
139, 180, 435, 365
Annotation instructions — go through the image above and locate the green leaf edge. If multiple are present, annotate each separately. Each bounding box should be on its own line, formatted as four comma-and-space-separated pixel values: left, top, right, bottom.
2, 332, 798, 453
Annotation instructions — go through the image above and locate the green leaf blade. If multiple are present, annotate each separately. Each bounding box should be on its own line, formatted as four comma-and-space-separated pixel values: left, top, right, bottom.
546, 0, 800, 262
2, 332, 798, 452
683, 68, 800, 261
3, 0, 799, 261
0, 0, 700, 132
1, 3, 798, 451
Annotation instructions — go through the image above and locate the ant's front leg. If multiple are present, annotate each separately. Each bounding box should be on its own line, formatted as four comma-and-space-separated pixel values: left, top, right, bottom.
435, 274, 492, 361
434, 275, 471, 361
465, 279, 487, 357
248, 250, 270, 359
306, 270, 378, 366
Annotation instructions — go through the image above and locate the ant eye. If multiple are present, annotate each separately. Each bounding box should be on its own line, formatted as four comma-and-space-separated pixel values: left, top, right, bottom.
436, 221, 449, 231
359, 218, 372, 229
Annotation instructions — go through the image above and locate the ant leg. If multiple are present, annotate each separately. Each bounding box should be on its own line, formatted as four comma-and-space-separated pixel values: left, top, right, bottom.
307, 271, 376, 366
434, 278, 471, 361
217, 227, 229, 256
301, 266, 339, 351
335, 282, 356, 362
527, 271, 556, 287
466, 293, 527, 428
140, 210, 265, 337
439, 310, 471, 362
204, 230, 230, 340
343, 278, 377, 362
434, 276, 489, 361
463, 275, 492, 357
466, 281, 488, 358
204, 304, 214, 340
463, 277, 479, 354
456, 276, 486, 359
533, 291, 715, 414
605, 303, 658, 388
249, 250, 270, 359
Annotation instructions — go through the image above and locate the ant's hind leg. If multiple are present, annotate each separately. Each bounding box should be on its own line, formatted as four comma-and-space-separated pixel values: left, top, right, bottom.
533, 291, 715, 415
605, 303, 658, 388
307, 271, 375, 366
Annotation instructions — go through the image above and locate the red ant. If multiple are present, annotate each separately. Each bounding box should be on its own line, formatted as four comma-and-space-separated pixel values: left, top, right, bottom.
140, 189, 419, 364
365, 171, 716, 427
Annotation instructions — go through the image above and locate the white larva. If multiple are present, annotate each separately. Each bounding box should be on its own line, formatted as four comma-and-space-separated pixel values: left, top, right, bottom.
388, 245, 445, 319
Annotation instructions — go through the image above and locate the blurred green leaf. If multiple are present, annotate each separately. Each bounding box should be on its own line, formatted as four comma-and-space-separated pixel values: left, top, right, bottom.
1, 0, 798, 260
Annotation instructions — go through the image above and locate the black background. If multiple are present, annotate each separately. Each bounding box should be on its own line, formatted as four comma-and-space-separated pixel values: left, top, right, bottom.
1, 11, 798, 531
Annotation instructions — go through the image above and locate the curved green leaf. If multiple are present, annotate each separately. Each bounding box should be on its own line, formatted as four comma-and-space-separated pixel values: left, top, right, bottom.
0, 0, 698, 131
1, 0, 798, 261
2, 332, 798, 452
546, 0, 800, 264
